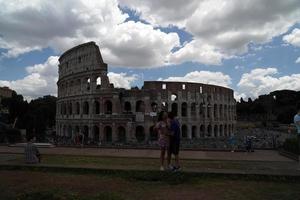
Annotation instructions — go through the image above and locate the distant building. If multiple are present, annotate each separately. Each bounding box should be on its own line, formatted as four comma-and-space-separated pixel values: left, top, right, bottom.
56, 42, 236, 145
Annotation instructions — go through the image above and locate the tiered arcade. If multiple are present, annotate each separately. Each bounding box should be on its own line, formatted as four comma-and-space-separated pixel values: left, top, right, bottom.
56, 42, 237, 144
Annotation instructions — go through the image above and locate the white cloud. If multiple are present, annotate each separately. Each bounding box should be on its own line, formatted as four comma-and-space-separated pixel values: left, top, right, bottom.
159, 70, 232, 87
0, 56, 59, 100
119, 0, 199, 27
122, 0, 300, 64
237, 67, 300, 98
107, 72, 138, 89
169, 40, 227, 65
0, 0, 180, 68
295, 57, 300, 63
283, 28, 300, 47
0, 56, 139, 100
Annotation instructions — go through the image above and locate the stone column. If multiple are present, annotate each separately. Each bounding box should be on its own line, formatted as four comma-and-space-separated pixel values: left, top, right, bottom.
187, 125, 192, 139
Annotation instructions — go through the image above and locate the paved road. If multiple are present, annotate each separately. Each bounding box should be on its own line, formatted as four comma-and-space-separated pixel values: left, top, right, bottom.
0, 146, 293, 162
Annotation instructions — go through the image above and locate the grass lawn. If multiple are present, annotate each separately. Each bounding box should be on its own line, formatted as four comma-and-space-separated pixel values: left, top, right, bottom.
0, 153, 296, 172
0, 170, 299, 200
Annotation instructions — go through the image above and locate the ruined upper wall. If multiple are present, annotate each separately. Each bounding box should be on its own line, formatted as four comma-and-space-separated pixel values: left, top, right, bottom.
58, 41, 107, 79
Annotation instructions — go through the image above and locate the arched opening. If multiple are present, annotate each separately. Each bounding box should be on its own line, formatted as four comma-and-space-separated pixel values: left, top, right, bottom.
207, 104, 211, 118
94, 101, 100, 114
83, 101, 89, 115
207, 124, 212, 137
224, 105, 227, 119
135, 126, 145, 142
171, 103, 178, 116
191, 103, 196, 116
219, 104, 223, 119
68, 103, 72, 115
124, 101, 131, 113
75, 126, 80, 136
214, 104, 217, 118
104, 126, 112, 142
219, 125, 223, 137
192, 126, 197, 138
181, 125, 187, 138
181, 102, 187, 117
86, 78, 91, 90
214, 125, 218, 137
93, 125, 99, 142
117, 126, 126, 143
96, 77, 101, 89
200, 125, 205, 137
135, 100, 145, 112
228, 124, 232, 136
67, 126, 72, 138
104, 100, 112, 114
171, 93, 177, 101
199, 103, 204, 117
161, 102, 168, 111
224, 124, 228, 137
149, 126, 158, 141
151, 102, 158, 112
76, 102, 80, 114
83, 125, 89, 144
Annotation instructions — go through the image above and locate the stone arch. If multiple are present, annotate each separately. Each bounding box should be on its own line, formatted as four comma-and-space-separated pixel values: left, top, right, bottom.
104, 126, 112, 142
207, 124, 212, 137
192, 125, 197, 138
191, 103, 196, 116
83, 125, 89, 144
96, 76, 101, 89
117, 126, 126, 143
149, 125, 158, 141
219, 104, 223, 119
151, 102, 158, 112
68, 103, 72, 115
161, 102, 168, 112
171, 103, 178, 116
214, 125, 218, 137
199, 103, 204, 117
207, 104, 211, 118
219, 124, 223, 137
124, 101, 132, 113
136, 100, 145, 112
94, 101, 100, 114
214, 104, 217, 118
181, 124, 187, 138
76, 102, 80, 114
86, 77, 91, 90
67, 125, 72, 138
93, 125, 99, 142
181, 102, 187, 117
170, 93, 178, 101
83, 101, 89, 115
104, 100, 112, 114
135, 126, 145, 142
200, 125, 205, 137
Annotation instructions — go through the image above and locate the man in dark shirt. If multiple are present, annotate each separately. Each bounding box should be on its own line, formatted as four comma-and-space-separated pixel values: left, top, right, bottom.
167, 112, 181, 171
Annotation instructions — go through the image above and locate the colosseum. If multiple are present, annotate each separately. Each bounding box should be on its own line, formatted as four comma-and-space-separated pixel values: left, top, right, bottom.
56, 42, 237, 145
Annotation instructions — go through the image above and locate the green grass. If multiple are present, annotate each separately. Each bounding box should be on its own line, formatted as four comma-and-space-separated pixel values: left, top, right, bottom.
1, 153, 295, 172
0, 170, 299, 200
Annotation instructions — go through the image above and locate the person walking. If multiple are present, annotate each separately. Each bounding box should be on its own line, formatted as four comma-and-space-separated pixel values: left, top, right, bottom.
24, 136, 40, 164
155, 111, 170, 171
294, 102, 300, 170
167, 112, 181, 171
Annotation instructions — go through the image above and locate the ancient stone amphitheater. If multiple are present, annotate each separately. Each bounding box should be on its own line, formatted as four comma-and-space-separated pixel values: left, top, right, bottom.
56, 42, 236, 145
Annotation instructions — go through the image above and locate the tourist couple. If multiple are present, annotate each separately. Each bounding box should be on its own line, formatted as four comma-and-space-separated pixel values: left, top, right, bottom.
155, 111, 181, 171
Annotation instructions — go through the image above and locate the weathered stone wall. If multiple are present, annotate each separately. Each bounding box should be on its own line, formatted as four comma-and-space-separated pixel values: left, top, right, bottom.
56, 42, 237, 145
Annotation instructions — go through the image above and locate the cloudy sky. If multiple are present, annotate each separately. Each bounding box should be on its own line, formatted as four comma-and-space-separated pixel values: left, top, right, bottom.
0, 0, 300, 100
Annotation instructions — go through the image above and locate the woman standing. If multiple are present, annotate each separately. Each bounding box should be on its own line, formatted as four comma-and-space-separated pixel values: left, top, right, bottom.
155, 111, 170, 171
